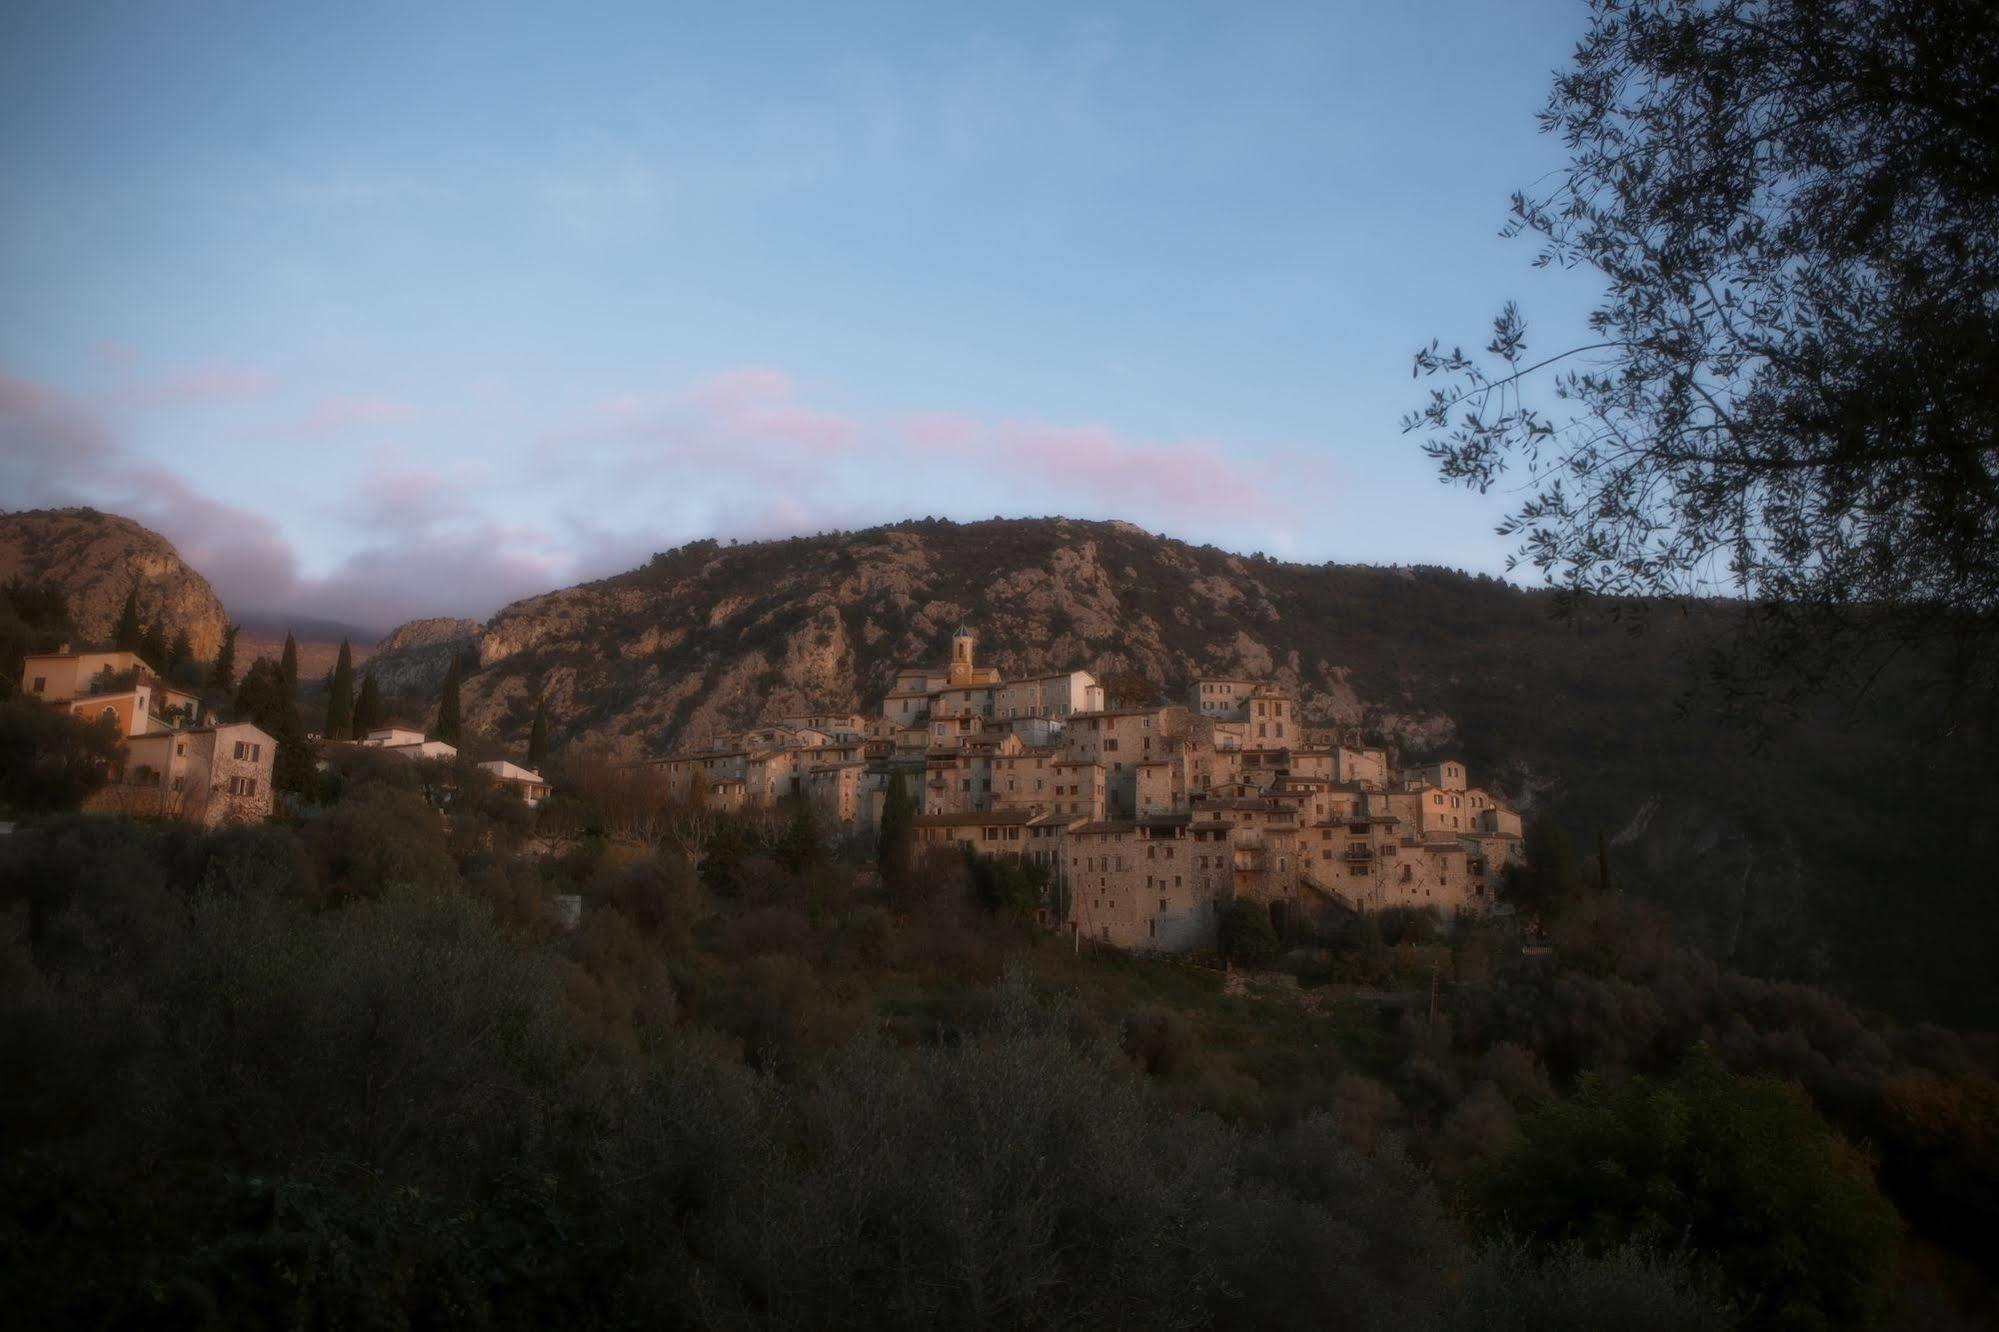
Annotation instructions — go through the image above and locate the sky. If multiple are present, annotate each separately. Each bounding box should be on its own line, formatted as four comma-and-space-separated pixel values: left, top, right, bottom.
0, 0, 1607, 635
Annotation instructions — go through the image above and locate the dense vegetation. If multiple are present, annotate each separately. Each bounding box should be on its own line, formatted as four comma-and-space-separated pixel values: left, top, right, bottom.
3, 741, 1992, 1327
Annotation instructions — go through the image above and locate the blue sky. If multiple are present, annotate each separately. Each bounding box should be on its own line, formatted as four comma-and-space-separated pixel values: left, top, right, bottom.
1, 0, 1605, 632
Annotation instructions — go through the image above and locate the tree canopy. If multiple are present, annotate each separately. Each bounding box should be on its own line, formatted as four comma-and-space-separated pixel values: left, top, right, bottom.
1407, 0, 1999, 720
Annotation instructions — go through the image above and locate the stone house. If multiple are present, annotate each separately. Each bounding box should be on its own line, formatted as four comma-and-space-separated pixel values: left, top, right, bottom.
88, 721, 278, 826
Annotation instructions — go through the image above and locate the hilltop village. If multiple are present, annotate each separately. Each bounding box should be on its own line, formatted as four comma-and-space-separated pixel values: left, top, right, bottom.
639, 628, 1522, 951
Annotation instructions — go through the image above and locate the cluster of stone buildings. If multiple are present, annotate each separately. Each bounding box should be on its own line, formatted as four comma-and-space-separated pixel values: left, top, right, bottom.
17, 651, 552, 823
638, 628, 1523, 952
20, 648, 278, 826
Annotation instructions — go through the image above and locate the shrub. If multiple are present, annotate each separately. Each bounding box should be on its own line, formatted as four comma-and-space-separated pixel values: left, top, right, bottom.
1466, 1045, 1901, 1329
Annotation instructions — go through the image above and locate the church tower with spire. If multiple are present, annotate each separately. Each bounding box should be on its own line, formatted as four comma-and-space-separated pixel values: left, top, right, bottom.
947, 624, 978, 685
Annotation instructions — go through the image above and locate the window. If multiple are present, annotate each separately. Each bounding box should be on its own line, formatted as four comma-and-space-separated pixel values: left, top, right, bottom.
30, 676, 45, 693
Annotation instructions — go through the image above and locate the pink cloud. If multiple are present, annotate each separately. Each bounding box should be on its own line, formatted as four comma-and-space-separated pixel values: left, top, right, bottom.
688, 366, 793, 415
303, 395, 416, 434
548, 365, 861, 473
989, 421, 1290, 525
140, 363, 273, 405
900, 411, 982, 456
686, 366, 858, 455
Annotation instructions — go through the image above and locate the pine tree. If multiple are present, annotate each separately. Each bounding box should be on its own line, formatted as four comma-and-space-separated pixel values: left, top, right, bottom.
527, 695, 548, 766
166, 629, 192, 673
352, 672, 384, 735
434, 655, 462, 744
208, 624, 238, 693
279, 633, 299, 690
324, 639, 354, 740
112, 586, 142, 652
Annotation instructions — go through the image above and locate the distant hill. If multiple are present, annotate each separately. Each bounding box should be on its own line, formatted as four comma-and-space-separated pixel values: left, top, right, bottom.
398, 515, 1993, 1027
0, 507, 230, 658
235, 611, 383, 645
361, 617, 481, 696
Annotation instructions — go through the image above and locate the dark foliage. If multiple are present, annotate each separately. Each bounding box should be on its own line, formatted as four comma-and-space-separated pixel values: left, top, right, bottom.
1468, 1045, 1901, 1329
434, 654, 463, 744
231, 659, 318, 798
0, 699, 123, 813
208, 623, 238, 694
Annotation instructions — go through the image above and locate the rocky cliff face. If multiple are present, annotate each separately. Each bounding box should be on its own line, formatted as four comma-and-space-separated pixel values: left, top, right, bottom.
362, 616, 481, 695
455, 519, 1472, 757
0, 507, 231, 658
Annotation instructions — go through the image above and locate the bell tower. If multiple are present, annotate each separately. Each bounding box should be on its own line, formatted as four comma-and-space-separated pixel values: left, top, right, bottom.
948, 625, 976, 685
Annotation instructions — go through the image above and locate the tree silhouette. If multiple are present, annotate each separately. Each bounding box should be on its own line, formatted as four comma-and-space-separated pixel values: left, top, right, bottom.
1407, 0, 1999, 721
324, 640, 354, 740
434, 656, 462, 745
111, 586, 142, 653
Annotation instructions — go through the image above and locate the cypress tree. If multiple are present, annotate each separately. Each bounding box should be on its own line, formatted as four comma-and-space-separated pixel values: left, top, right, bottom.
166, 629, 192, 673
434, 655, 462, 744
112, 586, 142, 652
279, 633, 299, 690
352, 672, 384, 735
777, 799, 823, 875
138, 619, 167, 672
527, 695, 548, 766
877, 768, 915, 887
324, 639, 354, 739
209, 624, 238, 693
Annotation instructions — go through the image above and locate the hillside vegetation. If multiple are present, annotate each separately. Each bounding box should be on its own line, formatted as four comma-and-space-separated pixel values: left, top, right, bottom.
9, 758, 1988, 1328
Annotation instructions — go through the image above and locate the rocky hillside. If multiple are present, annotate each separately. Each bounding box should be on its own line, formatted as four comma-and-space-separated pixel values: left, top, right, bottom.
0, 507, 230, 658
362, 617, 480, 695
420, 516, 1992, 1028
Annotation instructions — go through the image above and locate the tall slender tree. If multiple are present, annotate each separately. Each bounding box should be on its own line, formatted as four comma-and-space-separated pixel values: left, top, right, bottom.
352, 672, 384, 736
112, 586, 142, 653
434, 656, 463, 745
208, 624, 238, 693
324, 639, 354, 740
279, 633, 300, 691
165, 629, 192, 673
527, 695, 548, 766
876, 768, 916, 888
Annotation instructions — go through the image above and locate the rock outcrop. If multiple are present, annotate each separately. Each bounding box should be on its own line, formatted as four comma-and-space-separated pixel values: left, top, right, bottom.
0, 507, 231, 658
362, 616, 481, 695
